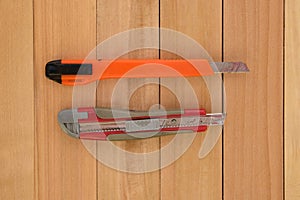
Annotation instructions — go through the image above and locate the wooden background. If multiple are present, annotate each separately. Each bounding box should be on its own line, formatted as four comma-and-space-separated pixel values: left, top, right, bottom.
1, 0, 298, 199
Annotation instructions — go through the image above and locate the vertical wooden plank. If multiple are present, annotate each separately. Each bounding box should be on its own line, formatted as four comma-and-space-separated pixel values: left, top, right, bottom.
160, 0, 222, 199
96, 0, 160, 199
0, 0, 34, 199
224, 0, 283, 199
34, 0, 97, 199
285, 0, 300, 199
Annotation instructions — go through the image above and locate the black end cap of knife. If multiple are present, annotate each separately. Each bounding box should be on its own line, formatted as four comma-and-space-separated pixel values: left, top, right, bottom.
45, 60, 62, 84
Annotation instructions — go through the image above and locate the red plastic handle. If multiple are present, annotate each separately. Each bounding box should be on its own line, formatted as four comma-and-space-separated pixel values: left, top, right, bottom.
77, 107, 207, 140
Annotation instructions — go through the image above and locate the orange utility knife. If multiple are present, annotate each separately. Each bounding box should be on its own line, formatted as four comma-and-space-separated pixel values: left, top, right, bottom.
45, 59, 249, 86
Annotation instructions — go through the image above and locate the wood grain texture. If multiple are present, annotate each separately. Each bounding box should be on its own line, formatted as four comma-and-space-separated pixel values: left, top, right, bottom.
0, 0, 288, 199
224, 0, 283, 199
34, 0, 97, 199
96, 0, 160, 199
160, 0, 222, 199
285, 0, 300, 199
0, 0, 34, 199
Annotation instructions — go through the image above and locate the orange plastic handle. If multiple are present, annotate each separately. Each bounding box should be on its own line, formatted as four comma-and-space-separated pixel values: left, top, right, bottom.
61, 59, 214, 86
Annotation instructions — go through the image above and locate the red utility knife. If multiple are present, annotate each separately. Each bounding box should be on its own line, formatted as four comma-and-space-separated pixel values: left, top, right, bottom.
58, 107, 225, 140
